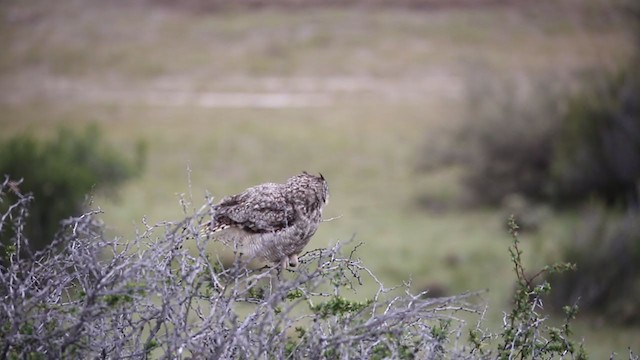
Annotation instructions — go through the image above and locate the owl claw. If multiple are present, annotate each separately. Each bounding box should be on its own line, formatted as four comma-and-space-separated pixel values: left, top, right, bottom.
288, 254, 299, 268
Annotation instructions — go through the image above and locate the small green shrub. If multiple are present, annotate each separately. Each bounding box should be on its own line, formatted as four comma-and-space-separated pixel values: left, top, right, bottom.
497, 218, 584, 359
466, 217, 587, 360
0, 125, 145, 252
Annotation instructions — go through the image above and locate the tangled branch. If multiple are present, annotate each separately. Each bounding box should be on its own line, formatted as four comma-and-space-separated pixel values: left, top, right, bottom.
0, 178, 480, 359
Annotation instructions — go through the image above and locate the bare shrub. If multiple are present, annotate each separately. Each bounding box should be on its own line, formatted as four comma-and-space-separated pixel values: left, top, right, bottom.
0, 177, 479, 359
3, 177, 634, 358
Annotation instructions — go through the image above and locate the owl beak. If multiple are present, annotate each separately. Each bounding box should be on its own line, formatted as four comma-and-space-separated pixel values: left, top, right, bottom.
319, 172, 325, 181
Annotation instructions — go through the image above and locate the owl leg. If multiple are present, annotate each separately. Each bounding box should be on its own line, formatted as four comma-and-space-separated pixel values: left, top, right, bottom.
279, 257, 289, 270
288, 254, 299, 268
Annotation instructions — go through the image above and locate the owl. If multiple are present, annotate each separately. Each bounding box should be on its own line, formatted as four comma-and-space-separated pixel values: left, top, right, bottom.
205, 172, 329, 269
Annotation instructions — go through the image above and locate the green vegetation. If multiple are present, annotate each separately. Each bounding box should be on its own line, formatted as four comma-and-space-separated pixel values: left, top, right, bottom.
0, 125, 145, 252
310, 296, 372, 319
495, 218, 585, 359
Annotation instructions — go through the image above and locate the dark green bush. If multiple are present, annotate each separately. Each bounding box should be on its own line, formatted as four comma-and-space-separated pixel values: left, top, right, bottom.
542, 0, 640, 326
420, 62, 640, 208
0, 125, 145, 252
546, 206, 640, 325
418, 56, 640, 326
550, 66, 640, 206
460, 76, 560, 205
416, 71, 563, 206
419, 0, 640, 208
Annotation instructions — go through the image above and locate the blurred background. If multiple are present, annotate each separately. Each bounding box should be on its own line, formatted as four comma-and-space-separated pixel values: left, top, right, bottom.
1, 0, 638, 356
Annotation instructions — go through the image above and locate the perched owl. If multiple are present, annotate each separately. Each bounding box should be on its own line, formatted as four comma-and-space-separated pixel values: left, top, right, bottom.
205, 172, 329, 269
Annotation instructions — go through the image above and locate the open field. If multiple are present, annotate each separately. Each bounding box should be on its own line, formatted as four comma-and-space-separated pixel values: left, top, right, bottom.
1, 0, 638, 356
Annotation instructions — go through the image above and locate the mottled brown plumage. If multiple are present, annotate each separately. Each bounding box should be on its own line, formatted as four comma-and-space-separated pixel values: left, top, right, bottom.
206, 172, 329, 268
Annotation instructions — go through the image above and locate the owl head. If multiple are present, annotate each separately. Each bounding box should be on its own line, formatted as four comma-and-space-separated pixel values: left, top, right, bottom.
289, 171, 329, 205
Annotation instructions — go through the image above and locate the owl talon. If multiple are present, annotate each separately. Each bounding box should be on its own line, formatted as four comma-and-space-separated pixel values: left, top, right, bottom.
288, 254, 299, 268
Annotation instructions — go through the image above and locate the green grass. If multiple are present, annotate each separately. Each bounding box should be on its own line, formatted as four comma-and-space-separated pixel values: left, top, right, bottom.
1, 0, 638, 357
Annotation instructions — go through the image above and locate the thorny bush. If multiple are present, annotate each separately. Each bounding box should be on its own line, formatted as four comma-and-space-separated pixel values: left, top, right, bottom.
0, 177, 479, 359
1, 178, 637, 359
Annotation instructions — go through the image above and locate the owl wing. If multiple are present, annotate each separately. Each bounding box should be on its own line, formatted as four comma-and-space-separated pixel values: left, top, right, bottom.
212, 184, 296, 233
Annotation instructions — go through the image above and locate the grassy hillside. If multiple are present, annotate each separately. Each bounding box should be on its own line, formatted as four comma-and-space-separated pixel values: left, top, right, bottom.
1, 0, 637, 356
